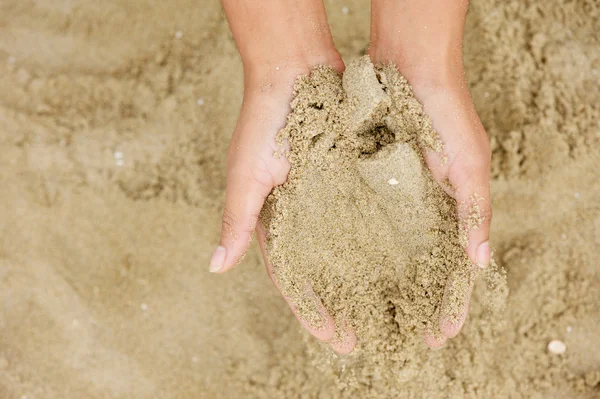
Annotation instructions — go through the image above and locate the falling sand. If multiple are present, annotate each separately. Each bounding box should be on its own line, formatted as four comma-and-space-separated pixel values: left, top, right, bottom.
0, 0, 599, 398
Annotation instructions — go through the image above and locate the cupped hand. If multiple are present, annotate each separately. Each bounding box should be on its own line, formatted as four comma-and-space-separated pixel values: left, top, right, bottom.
416, 72, 492, 348
368, 0, 492, 348
211, 52, 491, 353
209, 56, 356, 354
372, 55, 492, 348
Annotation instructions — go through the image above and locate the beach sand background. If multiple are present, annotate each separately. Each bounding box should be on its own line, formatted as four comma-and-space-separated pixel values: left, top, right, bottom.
0, 0, 598, 397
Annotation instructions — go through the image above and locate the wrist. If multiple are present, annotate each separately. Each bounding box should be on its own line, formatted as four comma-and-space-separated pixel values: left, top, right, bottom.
241, 38, 344, 75
369, 0, 468, 77
223, 0, 343, 85
369, 40, 465, 93
243, 49, 344, 95
370, 38, 463, 73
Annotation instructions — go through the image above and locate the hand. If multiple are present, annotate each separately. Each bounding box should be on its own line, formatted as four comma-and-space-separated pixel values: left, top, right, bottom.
409, 68, 492, 349
370, 0, 492, 348
214, 0, 356, 354
209, 52, 356, 354
216, 0, 489, 353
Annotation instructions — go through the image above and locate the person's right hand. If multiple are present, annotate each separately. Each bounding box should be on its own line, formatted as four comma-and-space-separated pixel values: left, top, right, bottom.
209, 55, 356, 354
369, 0, 492, 349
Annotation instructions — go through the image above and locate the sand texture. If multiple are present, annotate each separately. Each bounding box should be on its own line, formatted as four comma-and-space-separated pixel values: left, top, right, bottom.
0, 0, 599, 398
261, 57, 500, 377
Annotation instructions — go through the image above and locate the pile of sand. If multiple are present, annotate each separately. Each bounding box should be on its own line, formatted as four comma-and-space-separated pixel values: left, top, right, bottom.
261, 57, 505, 373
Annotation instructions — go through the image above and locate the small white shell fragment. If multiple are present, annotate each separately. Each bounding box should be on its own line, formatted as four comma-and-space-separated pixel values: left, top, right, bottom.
547, 339, 566, 355
566, 326, 572, 333
116, 159, 125, 167
140, 303, 149, 311
574, 192, 581, 199
387, 178, 399, 185
342, 6, 349, 15
114, 151, 123, 160
197, 98, 205, 106
484, 92, 490, 98
175, 30, 183, 39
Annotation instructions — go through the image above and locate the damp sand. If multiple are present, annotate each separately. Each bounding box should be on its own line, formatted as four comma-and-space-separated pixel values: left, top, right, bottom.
261, 57, 507, 378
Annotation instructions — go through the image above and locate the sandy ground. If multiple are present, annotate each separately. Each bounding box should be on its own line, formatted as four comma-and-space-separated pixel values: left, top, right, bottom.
0, 0, 598, 398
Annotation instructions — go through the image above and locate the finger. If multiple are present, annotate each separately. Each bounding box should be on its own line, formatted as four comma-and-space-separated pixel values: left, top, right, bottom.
209, 165, 271, 273
423, 329, 447, 349
414, 87, 493, 269
210, 89, 291, 274
439, 265, 477, 338
329, 318, 357, 355
256, 224, 336, 342
451, 156, 492, 268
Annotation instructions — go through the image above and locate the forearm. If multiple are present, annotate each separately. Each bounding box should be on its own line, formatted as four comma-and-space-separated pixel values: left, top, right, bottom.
221, 0, 342, 79
369, 0, 469, 80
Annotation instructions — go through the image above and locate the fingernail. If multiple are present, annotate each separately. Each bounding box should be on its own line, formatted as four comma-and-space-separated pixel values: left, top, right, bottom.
209, 246, 226, 273
477, 241, 490, 268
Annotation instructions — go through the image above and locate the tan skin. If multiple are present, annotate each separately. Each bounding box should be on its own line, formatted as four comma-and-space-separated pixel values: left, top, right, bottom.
212, 0, 492, 354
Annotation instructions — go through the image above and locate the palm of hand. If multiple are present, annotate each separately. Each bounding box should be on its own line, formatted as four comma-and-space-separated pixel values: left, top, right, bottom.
221, 67, 355, 353
214, 61, 491, 354
410, 78, 492, 347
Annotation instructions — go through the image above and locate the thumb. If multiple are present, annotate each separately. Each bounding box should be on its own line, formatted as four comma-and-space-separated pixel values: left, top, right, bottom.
451, 154, 492, 269
210, 89, 292, 273
437, 150, 491, 338
209, 163, 273, 273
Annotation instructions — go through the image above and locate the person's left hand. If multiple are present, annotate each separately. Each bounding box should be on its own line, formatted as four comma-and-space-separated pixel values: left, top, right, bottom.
409, 71, 492, 348
370, 42, 492, 350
